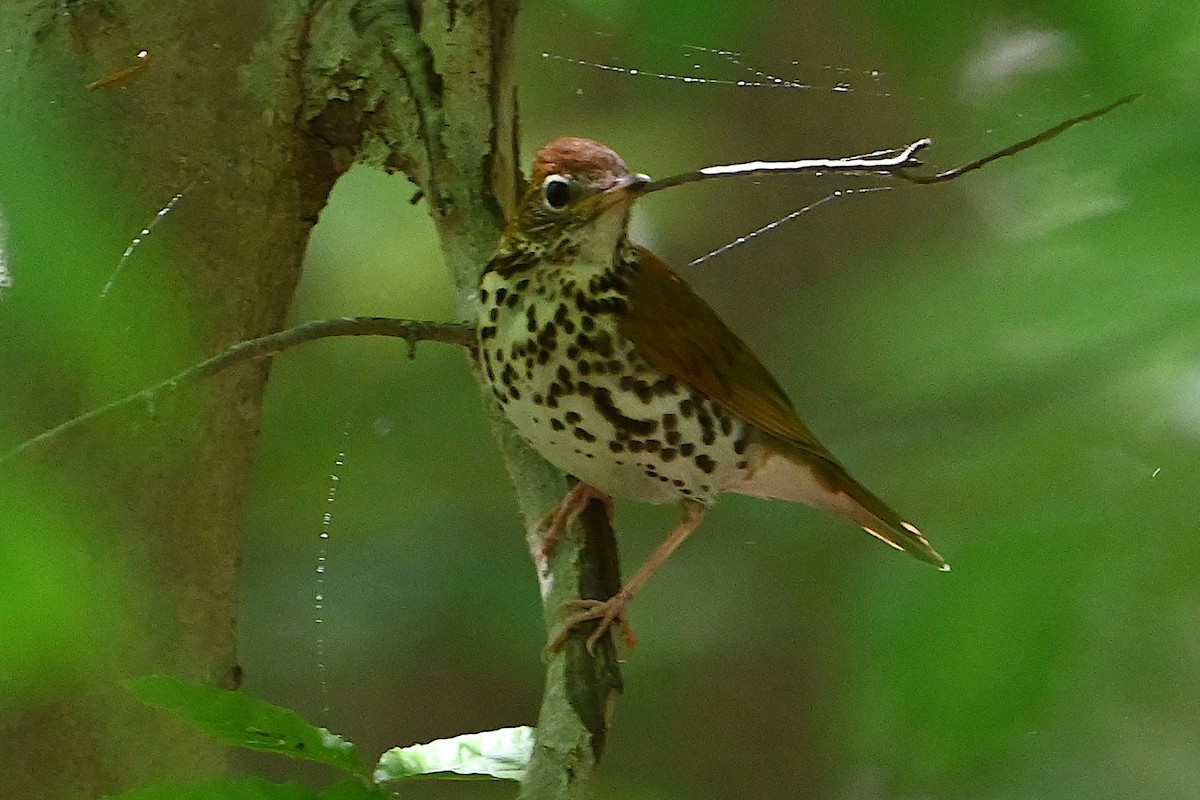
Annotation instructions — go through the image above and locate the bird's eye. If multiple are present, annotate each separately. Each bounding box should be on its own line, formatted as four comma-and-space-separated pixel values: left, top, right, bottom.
542, 175, 572, 210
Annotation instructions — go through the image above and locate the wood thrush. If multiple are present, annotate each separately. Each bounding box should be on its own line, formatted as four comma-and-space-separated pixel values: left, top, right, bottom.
478, 137, 948, 652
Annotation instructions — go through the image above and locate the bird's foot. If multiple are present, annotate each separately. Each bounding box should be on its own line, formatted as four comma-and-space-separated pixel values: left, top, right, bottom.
546, 593, 637, 655
537, 482, 613, 560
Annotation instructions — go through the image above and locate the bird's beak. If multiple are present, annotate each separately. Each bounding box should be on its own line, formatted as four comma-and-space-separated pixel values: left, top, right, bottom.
599, 172, 651, 209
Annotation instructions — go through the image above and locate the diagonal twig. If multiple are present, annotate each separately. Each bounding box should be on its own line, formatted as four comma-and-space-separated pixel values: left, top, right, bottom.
894, 93, 1140, 185
2, 317, 474, 464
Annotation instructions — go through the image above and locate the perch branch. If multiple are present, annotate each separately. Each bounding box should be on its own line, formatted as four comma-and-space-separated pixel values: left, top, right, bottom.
1, 317, 474, 464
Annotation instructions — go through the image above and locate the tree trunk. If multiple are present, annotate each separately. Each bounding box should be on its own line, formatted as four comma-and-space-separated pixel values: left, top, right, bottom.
0, 1, 341, 796
1, 1, 614, 798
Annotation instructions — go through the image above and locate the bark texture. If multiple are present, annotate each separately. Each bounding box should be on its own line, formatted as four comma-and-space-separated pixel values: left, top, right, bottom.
292, 3, 622, 796
1, 1, 338, 797
2, 1, 616, 798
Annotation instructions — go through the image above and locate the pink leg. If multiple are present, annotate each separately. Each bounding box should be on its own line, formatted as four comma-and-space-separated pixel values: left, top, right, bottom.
548, 500, 708, 654
538, 481, 614, 559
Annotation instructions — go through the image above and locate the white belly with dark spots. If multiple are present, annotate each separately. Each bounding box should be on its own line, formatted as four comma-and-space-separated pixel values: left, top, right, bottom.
478, 269, 750, 505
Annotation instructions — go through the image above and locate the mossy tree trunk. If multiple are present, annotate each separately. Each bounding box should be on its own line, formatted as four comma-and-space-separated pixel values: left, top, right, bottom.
1, 2, 614, 798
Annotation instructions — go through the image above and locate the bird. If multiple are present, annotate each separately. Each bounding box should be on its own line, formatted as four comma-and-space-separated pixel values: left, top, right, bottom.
476, 136, 948, 652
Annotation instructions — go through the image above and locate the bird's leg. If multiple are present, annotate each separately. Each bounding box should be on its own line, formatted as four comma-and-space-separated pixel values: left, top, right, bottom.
537, 481, 614, 560
547, 500, 709, 654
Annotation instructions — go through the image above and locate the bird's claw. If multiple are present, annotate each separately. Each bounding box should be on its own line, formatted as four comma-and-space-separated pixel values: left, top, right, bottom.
537, 483, 613, 560
545, 594, 637, 656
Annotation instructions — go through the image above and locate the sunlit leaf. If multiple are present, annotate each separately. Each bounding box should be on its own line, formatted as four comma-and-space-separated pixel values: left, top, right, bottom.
125, 676, 367, 778
373, 726, 534, 782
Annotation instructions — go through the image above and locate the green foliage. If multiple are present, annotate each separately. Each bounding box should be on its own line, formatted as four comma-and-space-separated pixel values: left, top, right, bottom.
126, 676, 369, 778
374, 727, 535, 783
117, 676, 532, 798
0, 470, 130, 712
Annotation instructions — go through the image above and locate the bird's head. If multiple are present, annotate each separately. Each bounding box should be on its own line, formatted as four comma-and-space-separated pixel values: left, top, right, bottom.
507, 137, 651, 247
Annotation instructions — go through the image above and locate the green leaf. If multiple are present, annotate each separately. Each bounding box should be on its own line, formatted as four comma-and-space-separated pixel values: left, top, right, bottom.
374, 726, 535, 782
100, 777, 334, 800
125, 675, 367, 778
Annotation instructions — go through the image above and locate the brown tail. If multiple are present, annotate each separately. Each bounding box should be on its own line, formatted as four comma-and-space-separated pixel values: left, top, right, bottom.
838, 474, 949, 570
726, 439, 949, 570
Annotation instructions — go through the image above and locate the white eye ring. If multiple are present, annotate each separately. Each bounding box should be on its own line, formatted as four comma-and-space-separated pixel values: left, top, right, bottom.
542, 175, 572, 210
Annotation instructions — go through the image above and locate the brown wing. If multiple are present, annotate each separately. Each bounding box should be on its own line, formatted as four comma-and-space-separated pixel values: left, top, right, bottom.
622, 246, 948, 569
620, 245, 840, 466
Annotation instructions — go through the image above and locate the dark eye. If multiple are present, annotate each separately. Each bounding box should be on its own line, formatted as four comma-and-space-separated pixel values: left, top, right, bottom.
542, 175, 571, 210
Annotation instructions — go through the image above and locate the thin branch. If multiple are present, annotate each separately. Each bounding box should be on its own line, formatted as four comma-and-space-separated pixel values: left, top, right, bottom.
894, 93, 1141, 185
1, 316, 474, 464
643, 94, 1139, 194
642, 138, 930, 193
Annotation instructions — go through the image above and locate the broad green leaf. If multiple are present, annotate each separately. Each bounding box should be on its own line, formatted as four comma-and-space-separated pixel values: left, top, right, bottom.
125, 675, 366, 778
374, 726, 534, 782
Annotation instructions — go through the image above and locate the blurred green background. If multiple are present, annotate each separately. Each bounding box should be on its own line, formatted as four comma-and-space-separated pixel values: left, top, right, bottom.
6, 1, 1200, 798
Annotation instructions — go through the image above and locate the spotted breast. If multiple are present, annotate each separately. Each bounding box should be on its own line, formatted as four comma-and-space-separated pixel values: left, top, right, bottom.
478, 241, 752, 506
